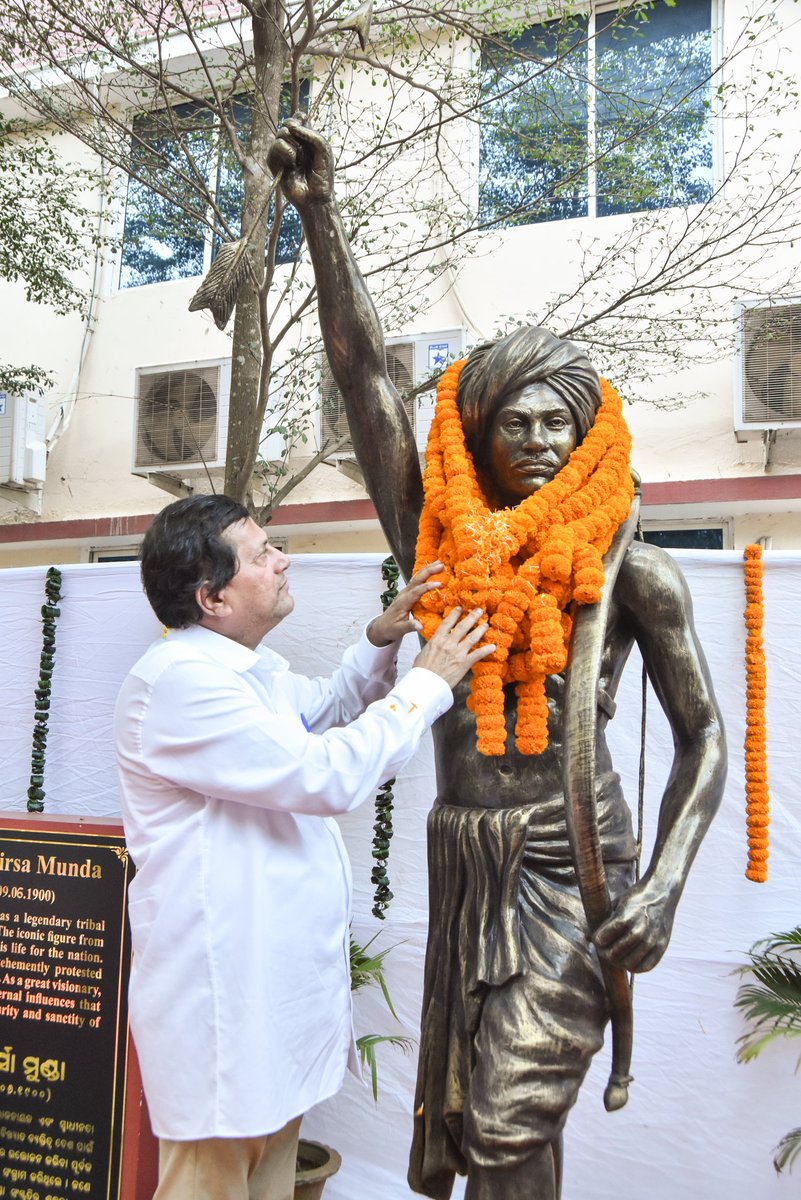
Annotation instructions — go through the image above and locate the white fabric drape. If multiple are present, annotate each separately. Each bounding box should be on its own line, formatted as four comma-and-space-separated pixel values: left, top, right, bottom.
1, 551, 799, 1199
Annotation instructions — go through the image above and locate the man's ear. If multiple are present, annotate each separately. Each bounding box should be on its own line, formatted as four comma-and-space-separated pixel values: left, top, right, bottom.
196, 582, 227, 623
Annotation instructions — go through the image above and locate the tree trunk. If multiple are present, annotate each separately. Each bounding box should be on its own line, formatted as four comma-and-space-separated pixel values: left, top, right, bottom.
224, 0, 289, 505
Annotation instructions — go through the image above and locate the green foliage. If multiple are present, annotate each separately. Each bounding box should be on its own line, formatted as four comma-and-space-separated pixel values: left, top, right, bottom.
349, 932, 399, 1009
0, 118, 94, 311
0, 116, 105, 394
735, 927, 801, 1173
349, 932, 413, 1101
0, 363, 51, 396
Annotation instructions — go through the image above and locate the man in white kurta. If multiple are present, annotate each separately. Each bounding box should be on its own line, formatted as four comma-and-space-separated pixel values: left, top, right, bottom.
114, 494, 492, 1200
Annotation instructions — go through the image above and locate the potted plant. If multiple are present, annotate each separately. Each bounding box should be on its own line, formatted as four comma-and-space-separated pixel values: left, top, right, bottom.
294, 1139, 342, 1200
735, 925, 801, 1174
294, 931, 413, 1198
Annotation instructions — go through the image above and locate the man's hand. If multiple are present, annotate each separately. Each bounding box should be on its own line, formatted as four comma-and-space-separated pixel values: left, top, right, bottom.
267, 119, 335, 210
367, 563, 494, 688
413, 607, 495, 690
592, 878, 680, 974
367, 562, 443, 648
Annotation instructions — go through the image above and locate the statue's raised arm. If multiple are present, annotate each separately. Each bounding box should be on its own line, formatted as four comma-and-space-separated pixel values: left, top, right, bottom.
269, 121, 423, 577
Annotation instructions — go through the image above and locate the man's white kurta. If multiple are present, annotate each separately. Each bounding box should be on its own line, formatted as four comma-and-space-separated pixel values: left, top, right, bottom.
114, 624, 451, 1140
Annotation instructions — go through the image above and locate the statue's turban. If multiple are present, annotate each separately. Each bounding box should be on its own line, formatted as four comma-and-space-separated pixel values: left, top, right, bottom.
456, 326, 601, 460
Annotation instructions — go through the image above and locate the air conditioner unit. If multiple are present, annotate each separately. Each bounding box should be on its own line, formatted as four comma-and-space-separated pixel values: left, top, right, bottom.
0, 391, 47, 490
735, 300, 801, 438
133, 360, 232, 476
319, 329, 469, 456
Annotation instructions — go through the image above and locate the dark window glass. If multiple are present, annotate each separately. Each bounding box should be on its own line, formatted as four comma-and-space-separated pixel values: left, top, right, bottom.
213, 81, 309, 267
121, 101, 214, 287
596, 0, 713, 215
478, 0, 712, 228
213, 96, 254, 248
479, 18, 589, 227
121, 82, 308, 288
643, 527, 724, 549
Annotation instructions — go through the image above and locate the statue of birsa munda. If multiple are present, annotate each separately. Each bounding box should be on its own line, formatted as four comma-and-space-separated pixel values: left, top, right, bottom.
268, 121, 727, 1200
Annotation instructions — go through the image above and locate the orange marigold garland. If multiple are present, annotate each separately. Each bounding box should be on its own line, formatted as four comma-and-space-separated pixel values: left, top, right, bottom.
413, 358, 634, 756
743, 544, 770, 883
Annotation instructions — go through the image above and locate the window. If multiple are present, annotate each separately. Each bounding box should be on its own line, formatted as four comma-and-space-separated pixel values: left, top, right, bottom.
120, 85, 308, 288
89, 545, 141, 562
479, 0, 713, 226
88, 537, 287, 562
641, 523, 728, 549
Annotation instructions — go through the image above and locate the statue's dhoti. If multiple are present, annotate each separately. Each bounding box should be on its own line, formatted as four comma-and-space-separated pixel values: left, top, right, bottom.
408, 801, 635, 1199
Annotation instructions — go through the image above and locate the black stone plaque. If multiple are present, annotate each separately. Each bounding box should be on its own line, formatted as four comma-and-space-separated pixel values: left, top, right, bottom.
0, 818, 134, 1200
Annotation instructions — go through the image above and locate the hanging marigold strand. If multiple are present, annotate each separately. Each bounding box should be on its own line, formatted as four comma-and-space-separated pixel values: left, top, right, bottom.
413, 359, 634, 756
743, 544, 769, 883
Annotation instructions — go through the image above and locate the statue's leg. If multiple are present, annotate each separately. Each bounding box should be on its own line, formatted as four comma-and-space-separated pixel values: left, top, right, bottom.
460, 868, 609, 1200
464, 1145, 556, 1200
552, 1132, 563, 1199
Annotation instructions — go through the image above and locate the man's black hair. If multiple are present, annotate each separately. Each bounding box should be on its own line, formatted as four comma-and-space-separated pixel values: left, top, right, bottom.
140, 494, 250, 629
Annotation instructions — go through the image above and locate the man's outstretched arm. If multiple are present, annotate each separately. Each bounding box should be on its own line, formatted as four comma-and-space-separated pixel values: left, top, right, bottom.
269, 121, 423, 576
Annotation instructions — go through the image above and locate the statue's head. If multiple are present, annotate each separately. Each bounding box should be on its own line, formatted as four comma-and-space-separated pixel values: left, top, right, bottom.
456, 326, 601, 507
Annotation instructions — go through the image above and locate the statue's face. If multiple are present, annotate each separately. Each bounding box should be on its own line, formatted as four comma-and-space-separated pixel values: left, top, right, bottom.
485, 383, 577, 507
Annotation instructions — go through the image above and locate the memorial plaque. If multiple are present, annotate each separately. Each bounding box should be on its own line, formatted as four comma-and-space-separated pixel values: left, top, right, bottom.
0, 816, 135, 1200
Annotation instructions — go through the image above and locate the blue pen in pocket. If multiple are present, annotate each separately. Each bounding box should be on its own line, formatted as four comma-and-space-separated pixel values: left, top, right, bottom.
300, 713, 312, 733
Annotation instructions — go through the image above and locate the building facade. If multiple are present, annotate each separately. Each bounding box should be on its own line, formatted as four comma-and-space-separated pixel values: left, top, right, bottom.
1, 0, 799, 567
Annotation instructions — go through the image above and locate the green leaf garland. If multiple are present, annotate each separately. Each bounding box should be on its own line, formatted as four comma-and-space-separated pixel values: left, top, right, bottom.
371, 556, 399, 920
27, 566, 62, 813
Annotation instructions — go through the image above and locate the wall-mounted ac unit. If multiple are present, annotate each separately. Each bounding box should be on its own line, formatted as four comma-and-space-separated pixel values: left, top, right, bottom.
319, 329, 469, 456
0, 391, 47, 490
132, 360, 231, 476
735, 300, 801, 438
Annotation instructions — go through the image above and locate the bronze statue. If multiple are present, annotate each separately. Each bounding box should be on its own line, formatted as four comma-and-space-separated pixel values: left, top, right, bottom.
268, 121, 727, 1200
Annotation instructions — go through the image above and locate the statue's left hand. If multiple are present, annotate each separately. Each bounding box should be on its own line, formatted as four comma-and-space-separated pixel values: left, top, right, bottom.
592, 877, 680, 974
267, 118, 335, 209
366, 562, 444, 648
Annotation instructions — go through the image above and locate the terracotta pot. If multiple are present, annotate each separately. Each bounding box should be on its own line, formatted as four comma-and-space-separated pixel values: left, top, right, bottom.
294, 1139, 342, 1200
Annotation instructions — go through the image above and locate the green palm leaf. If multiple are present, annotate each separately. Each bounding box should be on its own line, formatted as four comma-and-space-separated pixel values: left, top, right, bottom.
349, 933, 400, 1017
734, 926, 801, 1172
356, 1033, 414, 1101
349, 930, 415, 1100
774, 1128, 801, 1175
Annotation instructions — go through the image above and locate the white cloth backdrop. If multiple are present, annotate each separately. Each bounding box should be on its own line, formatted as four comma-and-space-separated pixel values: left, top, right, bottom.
1, 551, 799, 1200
